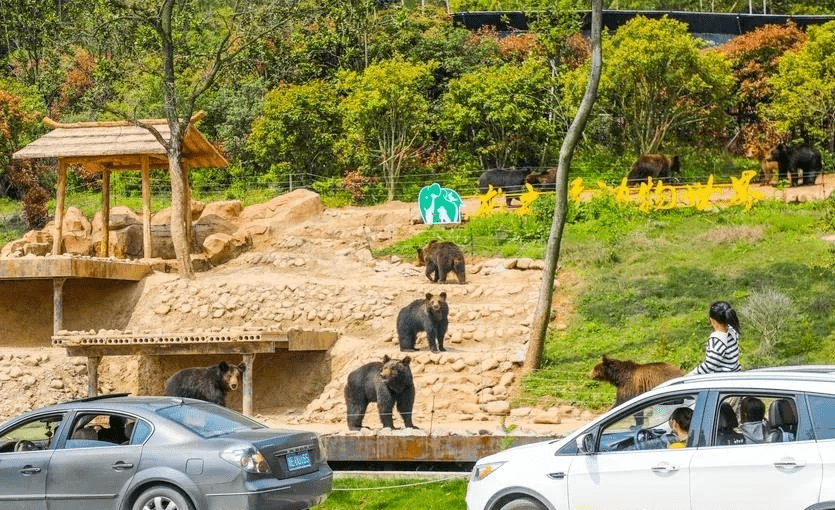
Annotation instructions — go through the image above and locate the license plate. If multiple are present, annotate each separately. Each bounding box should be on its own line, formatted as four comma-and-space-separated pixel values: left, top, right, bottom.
286, 451, 312, 471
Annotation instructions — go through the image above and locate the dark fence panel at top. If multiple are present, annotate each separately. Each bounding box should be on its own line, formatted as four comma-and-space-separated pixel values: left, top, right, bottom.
452, 10, 835, 43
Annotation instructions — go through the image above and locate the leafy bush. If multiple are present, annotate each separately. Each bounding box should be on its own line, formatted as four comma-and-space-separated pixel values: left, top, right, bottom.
739, 288, 794, 357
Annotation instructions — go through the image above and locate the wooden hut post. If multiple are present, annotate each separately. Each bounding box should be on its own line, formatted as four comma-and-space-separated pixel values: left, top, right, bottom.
102, 169, 110, 257
141, 156, 152, 259
53, 160, 67, 255
87, 356, 100, 397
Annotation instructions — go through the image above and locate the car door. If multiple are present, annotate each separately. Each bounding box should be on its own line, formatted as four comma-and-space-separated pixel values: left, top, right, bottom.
690, 391, 822, 510
0, 413, 65, 510
567, 392, 701, 510
45, 413, 143, 510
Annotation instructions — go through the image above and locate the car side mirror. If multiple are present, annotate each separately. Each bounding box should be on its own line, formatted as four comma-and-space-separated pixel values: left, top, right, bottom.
576, 433, 595, 454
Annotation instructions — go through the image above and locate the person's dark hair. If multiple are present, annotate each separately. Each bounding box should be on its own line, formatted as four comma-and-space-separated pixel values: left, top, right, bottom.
670, 407, 693, 432
741, 397, 765, 423
709, 301, 741, 334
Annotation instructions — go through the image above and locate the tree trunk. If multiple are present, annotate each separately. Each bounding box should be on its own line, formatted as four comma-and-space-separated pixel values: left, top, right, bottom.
524, 0, 603, 370
168, 146, 194, 279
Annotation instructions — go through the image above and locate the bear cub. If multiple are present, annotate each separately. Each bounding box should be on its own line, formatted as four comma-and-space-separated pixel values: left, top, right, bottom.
164, 360, 246, 407
397, 292, 449, 352
344, 355, 416, 430
417, 240, 466, 284
589, 355, 684, 407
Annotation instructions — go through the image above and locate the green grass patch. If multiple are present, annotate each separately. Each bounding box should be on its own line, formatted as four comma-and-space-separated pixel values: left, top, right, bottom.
316, 476, 468, 510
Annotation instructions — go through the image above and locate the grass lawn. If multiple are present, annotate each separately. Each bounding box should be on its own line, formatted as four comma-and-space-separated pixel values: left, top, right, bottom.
316, 476, 469, 510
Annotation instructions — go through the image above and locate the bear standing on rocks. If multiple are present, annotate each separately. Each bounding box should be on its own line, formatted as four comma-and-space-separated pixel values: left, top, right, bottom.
589, 355, 684, 407
397, 292, 449, 352
164, 361, 246, 407
417, 240, 466, 284
344, 355, 416, 430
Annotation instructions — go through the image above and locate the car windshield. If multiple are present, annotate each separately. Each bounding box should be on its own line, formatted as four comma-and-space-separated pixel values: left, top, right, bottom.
158, 403, 265, 438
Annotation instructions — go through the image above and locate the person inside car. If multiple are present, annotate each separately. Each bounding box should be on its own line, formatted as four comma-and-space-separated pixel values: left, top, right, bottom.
634, 407, 692, 450
739, 396, 768, 444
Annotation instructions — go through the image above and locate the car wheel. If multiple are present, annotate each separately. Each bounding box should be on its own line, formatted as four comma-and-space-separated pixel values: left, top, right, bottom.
498, 497, 547, 510
132, 486, 194, 510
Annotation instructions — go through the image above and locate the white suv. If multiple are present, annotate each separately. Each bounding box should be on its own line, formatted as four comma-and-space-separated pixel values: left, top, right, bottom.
467, 367, 835, 510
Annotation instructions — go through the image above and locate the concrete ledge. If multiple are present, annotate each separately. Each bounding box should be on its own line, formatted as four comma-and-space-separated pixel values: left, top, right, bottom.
0, 256, 151, 281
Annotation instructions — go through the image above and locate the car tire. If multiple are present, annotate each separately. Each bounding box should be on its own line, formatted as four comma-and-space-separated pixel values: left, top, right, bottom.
498, 497, 547, 510
132, 486, 194, 510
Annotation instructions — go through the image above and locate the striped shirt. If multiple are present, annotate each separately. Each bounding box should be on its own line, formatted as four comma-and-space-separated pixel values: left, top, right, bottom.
691, 325, 740, 375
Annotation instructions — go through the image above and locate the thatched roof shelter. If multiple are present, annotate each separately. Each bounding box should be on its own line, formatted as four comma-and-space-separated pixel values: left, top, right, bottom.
12, 112, 227, 258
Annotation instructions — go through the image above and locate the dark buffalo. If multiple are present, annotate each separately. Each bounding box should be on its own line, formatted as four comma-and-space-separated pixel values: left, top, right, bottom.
478, 168, 533, 206
626, 154, 680, 186
768, 143, 822, 186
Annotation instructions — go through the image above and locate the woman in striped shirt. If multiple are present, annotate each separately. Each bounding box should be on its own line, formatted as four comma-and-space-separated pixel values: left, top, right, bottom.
690, 301, 741, 375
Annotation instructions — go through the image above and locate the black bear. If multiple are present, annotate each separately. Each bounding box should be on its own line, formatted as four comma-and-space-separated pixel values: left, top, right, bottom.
478, 167, 533, 206
344, 355, 416, 430
164, 361, 246, 407
589, 355, 684, 407
396, 292, 449, 352
768, 143, 822, 186
417, 240, 466, 284
626, 154, 680, 186
524, 167, 557, 191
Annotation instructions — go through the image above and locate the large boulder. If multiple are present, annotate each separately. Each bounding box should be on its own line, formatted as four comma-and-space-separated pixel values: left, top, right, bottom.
203, 230, 252, 266
151, 200, 205, 225
239, 189, 324, 249
92, 206, 143, 258
62, 207, 94, 256
199, 200, 242, 222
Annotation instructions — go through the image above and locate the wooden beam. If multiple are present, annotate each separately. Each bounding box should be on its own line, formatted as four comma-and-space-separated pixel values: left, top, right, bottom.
53, 160, 67, 255
141, 155, 152, 259
102, 170, 110, 257
62, 340, 285, 358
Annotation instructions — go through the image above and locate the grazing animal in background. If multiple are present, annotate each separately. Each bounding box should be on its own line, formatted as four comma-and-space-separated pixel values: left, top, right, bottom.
396, 292, 449, 353
589, 355, 685, 407
344, 355, 416, 430
626, 154, 680, 186
746, 143, 779, 185
417, 240, 466, 284
524, 167, 557, 191
478, 168, 534, 205
164, 361, 246, 407
768, 143, 822, 186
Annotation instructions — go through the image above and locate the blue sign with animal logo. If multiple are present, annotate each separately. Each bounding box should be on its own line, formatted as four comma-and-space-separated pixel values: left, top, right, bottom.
418, 183, 463, 225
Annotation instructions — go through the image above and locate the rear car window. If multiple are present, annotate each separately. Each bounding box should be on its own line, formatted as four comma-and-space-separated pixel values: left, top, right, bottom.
807, 395, 835, 440
158, 403, 264, 438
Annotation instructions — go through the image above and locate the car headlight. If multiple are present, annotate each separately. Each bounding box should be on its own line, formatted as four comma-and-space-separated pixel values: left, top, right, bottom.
220, 446, 272, 474
471, 461, 506, 481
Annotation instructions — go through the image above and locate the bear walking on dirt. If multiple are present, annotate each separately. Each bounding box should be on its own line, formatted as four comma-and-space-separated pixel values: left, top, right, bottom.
164, 361, 246, 407
344, 355, 416, 430
397, 292, 449, 353
589, 355, 684, 407
417, 240, 466, 284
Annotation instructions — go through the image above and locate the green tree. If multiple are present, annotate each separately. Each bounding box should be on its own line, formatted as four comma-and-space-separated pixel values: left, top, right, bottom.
564, 15, 734, 155
94, 0, 302, 278
438, 58, 556, 170
248, 79, 342, 186
716, 22, 806, 153
765, 21, 835, 151
338, 58, 437, 201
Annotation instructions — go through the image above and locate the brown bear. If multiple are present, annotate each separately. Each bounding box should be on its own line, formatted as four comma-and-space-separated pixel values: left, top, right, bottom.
746, 143, 779, 185
344, 354, 416, 430
396, 292, 449, 352
626, 154, 680, 186
524, 167, 557, 191
417, 240, 466, 284
478, 167, 533, 205
589, 355, 685, 407
164, 361, 246, 407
